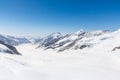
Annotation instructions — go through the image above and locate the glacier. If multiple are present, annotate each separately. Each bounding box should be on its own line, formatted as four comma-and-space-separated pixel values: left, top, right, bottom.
0, 29, 120, 80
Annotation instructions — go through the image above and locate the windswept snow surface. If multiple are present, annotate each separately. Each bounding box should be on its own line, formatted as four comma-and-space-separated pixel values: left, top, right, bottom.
0, 43, 120, 80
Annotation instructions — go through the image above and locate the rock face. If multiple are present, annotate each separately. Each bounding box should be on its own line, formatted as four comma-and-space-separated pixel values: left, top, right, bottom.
38, 32, 63, 49
0, 41, 21, 55
112, 46, 120, 51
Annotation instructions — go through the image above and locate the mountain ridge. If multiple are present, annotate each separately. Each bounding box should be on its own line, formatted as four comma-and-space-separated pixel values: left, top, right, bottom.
0, 29, 119, 53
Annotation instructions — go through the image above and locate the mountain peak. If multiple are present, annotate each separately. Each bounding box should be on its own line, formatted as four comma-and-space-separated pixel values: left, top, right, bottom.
114, 29, 120, 33
74, 29, 86, 36
48, 32, 62, 39
75, 29, 84, 34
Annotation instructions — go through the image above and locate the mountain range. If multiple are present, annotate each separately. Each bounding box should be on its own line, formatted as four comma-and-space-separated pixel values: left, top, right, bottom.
0, 29, 120, 54
0, 29, 120, 80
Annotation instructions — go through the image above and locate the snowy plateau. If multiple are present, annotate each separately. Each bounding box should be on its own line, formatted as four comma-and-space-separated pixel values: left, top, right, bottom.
0, 29, 120, 80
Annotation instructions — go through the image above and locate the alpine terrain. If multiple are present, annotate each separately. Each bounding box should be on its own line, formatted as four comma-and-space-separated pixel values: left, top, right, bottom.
0, 29, 120, 80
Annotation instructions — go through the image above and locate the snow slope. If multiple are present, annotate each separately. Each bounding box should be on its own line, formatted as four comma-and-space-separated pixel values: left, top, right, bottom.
0, 41, 20, 55
0, 29, 120, 80
0, 43, 120, 80
0, 34, 30, 45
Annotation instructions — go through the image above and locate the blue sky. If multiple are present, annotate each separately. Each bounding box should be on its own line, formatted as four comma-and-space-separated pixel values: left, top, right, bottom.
0, 0, 120, 36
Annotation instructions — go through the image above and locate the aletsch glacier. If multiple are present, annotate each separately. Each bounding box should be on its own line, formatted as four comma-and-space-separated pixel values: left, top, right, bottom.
0, 29, 120, 80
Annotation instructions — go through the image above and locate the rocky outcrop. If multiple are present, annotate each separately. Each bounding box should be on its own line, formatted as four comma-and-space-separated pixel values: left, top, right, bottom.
112, 46, 120, 51
0, 41, 21, 55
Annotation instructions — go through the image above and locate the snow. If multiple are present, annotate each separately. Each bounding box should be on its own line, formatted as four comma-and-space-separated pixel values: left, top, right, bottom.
0, 43, 120, 80
0, 29, 120, 80
0, 44, 12, 53
75, 29, 85, 35
0, 44, 9, 50
44, 32, 62, 40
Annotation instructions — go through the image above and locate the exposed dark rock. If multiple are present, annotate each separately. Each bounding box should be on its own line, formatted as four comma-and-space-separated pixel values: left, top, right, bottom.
112, 46, 120, 51
79, 44, 91, 49
0, 41, 21, 55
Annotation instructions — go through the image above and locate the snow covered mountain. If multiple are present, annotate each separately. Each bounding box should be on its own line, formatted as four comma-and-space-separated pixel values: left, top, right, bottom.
25, 36, 43, 44
0, 34, 30, 55
0, 41, 21, 55
0, 29, 119, 54
38, 32, 63, 49
37, 30, 111, 52
0, 29, 120, 80
0, 34, 31, 45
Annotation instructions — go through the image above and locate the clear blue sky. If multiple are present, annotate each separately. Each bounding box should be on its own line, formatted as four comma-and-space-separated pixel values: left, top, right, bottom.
0, 0, 120, 36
